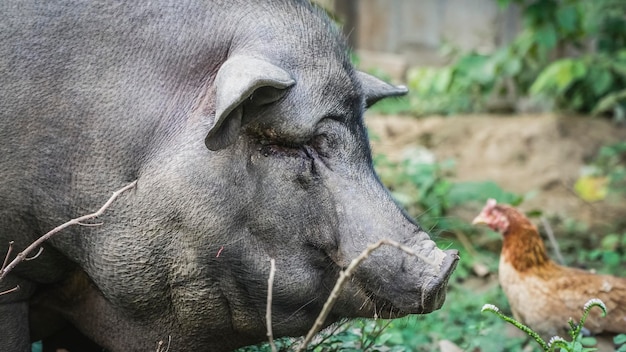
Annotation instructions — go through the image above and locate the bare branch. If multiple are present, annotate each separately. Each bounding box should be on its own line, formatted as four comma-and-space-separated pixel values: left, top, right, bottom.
0, 180, 137, 282
24, 247, 44, 261
155, 336, 171, 352
295, 238, 438, 351
1, 241, 14, 272
0, 285, 20, 296
541, 216, 565, 265
77, 221, 105, 227
266, 258, 277, 352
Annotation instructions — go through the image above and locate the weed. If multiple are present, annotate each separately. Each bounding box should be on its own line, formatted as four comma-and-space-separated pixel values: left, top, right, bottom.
482, 298, 611, 352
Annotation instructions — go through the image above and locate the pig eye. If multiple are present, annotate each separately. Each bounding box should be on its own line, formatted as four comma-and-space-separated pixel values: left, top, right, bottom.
259, 143, 307, 158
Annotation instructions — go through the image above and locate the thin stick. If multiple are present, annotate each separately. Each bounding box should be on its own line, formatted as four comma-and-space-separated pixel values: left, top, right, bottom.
541, 216, 565, 265
266, 258, 277, 352
156, 336, 171, 352
0, 180, 137, 281
295, 238, 440, 351
0, 285, 20, 296
77, 221, 105, 227
1, 241, 14, 271
24, 247, 44, 261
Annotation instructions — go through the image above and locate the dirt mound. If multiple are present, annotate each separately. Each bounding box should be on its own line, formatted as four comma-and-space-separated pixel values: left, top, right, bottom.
366, 113, 626, 232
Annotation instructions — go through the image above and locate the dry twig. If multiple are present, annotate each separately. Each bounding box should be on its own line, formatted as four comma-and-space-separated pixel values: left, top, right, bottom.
1, 241, 14, 272
0, 285, 20, 297
295, 238, 438, 351
266, 258, 277, 352
0, 180, 137, 282
155, 336, 171, 352
541, 216, 565, 265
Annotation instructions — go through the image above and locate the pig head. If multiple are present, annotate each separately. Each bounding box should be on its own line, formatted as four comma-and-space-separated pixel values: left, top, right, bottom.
0, 1, 458, 351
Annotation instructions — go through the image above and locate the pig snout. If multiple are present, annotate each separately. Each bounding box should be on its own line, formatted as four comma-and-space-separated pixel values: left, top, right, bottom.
419, 249, 459, 312
356, 244, 459, 317
388, 247, 459, 314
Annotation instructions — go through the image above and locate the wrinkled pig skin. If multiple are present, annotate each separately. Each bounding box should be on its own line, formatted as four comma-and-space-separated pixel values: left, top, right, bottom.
0, 1, 459, 351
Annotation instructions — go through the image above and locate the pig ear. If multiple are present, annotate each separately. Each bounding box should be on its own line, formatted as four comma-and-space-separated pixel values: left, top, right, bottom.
205, 56, 296, 151
357, 71, 408, 108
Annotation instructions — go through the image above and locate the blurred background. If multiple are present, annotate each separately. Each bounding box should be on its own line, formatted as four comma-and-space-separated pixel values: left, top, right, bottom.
319, 0, 521, 71
240, 1, 626, 351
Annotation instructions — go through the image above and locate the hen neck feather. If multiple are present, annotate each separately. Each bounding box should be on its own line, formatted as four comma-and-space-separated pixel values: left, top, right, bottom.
501, 213, 552, 273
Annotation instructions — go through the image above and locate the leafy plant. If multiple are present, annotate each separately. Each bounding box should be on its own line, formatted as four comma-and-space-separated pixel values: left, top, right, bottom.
575, 141, 626, 201
407, 0, 626, 118
482, 298, 608, 351
407, 54, 496, 115
616, 334, 626, 352
578, 232, 626, 275
239, 281, 526, 351
375, 150, 521, 231
590, 142, 626, 194
530, 51, 626, 118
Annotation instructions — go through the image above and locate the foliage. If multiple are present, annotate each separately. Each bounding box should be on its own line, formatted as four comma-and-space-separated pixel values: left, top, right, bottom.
238, 282, 526, 351
407, 0, 626, 118
577, 232, 626, 275
374, 150, 522, 232
616, 334, 626, 352
407, 53, 496, 115
575, 141, 626, 201
530, 51, 626, 119
367, 96, 413, 116
482, 298, 607, 352
364, 283, 524, 351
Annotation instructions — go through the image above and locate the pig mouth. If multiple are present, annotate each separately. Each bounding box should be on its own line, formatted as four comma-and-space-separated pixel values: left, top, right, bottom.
359, 249, 459, 318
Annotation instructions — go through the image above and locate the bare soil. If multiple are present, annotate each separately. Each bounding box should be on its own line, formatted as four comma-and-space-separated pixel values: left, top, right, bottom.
366, 113, 626, 233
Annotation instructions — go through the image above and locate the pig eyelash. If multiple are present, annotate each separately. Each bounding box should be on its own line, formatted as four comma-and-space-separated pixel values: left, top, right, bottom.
258, 143, 320, 176
258, 133, 330, 159
259, 143, 308, 158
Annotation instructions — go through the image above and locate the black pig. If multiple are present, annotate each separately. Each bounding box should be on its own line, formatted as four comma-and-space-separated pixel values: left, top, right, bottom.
0, 1, 458, 351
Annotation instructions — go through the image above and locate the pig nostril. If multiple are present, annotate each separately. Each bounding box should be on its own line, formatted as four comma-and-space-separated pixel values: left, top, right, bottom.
441, 249, 460, 278
444, 249, 460, 259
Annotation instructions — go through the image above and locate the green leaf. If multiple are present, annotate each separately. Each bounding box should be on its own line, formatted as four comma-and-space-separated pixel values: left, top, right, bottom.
556, 5, 579, 33
590, 68, 614, 96
454, 54, 494, 86
433, 68, 453, 93
615, 334, 626, 345
574, 175, 608, 202
611, 61, 626, 77
535, 24, 558, 50
407, 67, 440, 94
581, 336, 598, 347
530, 58, 587, 95
602, 251, 622, 267
592, 89, 626, 115
447, 181, 521, 207
600, 233, 620, 250
503, 57, 522, 76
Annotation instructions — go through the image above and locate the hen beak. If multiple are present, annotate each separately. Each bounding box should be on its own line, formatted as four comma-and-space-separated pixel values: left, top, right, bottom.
472, 215, 489, 225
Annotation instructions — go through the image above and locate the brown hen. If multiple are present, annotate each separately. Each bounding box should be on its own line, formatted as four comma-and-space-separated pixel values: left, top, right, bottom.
473, 199, 626, 340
